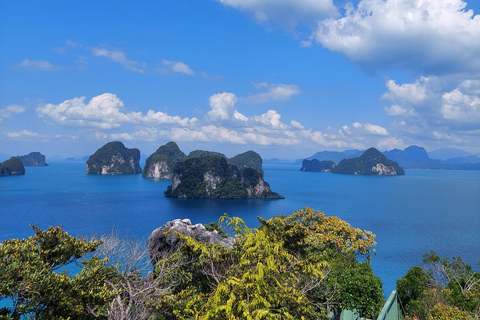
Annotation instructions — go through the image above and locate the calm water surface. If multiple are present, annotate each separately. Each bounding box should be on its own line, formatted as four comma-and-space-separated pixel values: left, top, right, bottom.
1, 162, 479, 296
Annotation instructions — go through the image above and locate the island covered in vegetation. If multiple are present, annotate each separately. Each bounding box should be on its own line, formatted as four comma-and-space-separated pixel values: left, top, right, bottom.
17, 152, 48, 167
164, 154, 283, 199
86, 141, 142, 175
332, 148, 405, 176
0, 157, 25, 177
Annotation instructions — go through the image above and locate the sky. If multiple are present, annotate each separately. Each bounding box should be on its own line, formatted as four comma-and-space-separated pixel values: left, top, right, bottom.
1, 0, 480, 160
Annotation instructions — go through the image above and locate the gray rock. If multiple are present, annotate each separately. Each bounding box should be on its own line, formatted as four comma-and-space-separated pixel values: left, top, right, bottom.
147, 219, 236, 266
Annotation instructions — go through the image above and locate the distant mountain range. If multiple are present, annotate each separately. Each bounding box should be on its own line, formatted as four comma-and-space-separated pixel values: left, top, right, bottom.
301, 146, 480, 171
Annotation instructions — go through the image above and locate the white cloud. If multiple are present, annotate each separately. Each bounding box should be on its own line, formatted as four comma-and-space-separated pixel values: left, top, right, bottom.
247, 83, 301, 103
36, 93, 196, 129
0, 105, 26, 122
385, 104, 418, 117
254, 110, 286, 128
162, 60, 195, 75
314, 0, 480, 74
350, 122, 389, 135
377, 137, 406, 151
217, 0, 338, 28
7, 130, 39, 138
290, 120, 304, 129
18, 59, 55, 71
382, 78, 429, 104
92, 47, 146, 73
441, 88, 480, 123
207, 92, 238, 121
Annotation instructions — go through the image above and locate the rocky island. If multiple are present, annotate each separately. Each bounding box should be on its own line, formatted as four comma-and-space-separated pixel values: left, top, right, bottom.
164, 154, 284, 199
143, 142, 264, 180
0, 157, 25, 177
300, 159, 335, 172
86, 141, 142, 175
332, 147, 405, 175
142, 141, 186, 179
18, 152, 48, 166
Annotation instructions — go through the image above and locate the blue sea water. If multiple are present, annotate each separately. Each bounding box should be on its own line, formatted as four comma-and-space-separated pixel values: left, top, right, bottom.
1, 161, 479, 297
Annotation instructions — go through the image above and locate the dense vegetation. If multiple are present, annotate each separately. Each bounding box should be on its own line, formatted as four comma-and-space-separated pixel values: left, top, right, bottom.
332, 147, 405, 175
142, 141, 186, 178
86, 141, 141, 174
0, 208, 384, 319
17, 152, 47, 167
229, 150, 263, 172
397, 251, 480, 320
0, 157, 25, 176
164, 155, 282, 199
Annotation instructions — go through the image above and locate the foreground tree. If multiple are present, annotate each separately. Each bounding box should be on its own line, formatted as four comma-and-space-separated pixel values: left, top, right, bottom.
0, 226, 117, 319
397, 251, 480, 320
155, 207, 383, 319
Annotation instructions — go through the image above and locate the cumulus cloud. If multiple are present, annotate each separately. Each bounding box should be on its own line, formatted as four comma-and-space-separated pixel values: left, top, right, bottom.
36, 93, 197, 129
441, 88, 480, 123
247, 83, 301, 103
92, 47, 146, 73
217, 0, 338, 28
161, 60, 195, 75
314, 0, 480, 74
18, 59, 55, 71
385, 105, 418, 117
350, 122, 389, 135
207, 92, 239, 121
0, 105, 26, 122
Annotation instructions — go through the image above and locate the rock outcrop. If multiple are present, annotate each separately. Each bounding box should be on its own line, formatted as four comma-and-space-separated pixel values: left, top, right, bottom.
147, 218, 236, 266
18, 152, 48, 166
332, 148, 405, 176
164, 155, 284, 199
300, 159, 335, 172
86, 141, 142, 175
0, 157, 25, 176
143, 141, 186, 179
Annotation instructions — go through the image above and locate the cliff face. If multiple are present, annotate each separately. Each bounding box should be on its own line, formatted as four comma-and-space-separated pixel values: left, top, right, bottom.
164, 155, 284, 199
332, 148, 405, 176
300, 159, 335, 172
86, 141, 142, 175
18, 152, 47, 166
0, 157, 25, 176
143, 141, 186, 179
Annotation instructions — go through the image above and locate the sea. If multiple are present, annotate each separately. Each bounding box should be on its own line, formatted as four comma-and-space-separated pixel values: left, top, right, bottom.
1, 161, 479, 297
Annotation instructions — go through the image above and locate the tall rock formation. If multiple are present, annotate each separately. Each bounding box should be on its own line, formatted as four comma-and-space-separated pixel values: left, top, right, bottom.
18, 152, 48, 166
164, 155, 284, 199
142, 141, 186, 179
86, 141, 142, 175
300, 159, 335, 172
332, 148, 405, 175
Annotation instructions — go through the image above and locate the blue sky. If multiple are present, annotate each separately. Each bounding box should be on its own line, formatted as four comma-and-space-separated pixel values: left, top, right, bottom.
1, 0, 480, 159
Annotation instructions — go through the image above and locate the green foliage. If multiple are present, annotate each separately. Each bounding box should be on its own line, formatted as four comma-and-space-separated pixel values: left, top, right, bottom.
86, 141, 141, 174
204, 222, 228, 238
17, 152, 47, 167
0, 225, 117, 319
332, 147, 405, 175
397, 251, 480, 320
165, 155, 283, 199
0, 157, 25, 176
156, 208, 383, 319
228, 150, 263, 172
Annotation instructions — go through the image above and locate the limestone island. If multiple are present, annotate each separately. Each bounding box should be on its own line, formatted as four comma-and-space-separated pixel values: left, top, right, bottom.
143, 142, 263, 180
0, 157, 25, 177
142, 142, 187, 179
332, 147, 405, 175
300, 159, 336, 172
86, 141, 142, 175
18, 152, 48, 166
164, 154, 284, 199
